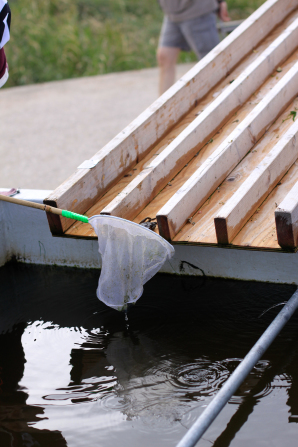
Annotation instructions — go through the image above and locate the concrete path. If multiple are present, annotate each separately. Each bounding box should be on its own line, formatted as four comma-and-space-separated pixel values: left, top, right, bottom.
0, 63, 195, 190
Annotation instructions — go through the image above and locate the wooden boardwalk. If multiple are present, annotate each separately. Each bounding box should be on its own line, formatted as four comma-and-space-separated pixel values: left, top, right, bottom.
45, 0, 298, 252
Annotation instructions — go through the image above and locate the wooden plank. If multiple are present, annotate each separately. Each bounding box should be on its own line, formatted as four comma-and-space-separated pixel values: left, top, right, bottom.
100, 17, 298, 222
65, 47, 298, 240
232, 159, 298, 249
44, 0, 297, 234
157, 60, 298, 240
67, 22, 298, 238
173, 96, 298, 246
65, 94, 298, 249
275, 180, 298, 248
65, 113, 298, 249
133, 52, 298, 228
215, 118, 298, 244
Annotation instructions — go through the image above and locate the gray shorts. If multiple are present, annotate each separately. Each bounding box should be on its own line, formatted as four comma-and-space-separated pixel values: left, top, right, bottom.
158, 12, 219, 58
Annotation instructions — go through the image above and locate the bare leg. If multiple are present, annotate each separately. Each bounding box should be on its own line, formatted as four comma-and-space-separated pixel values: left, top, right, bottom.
157, 46, 180, 96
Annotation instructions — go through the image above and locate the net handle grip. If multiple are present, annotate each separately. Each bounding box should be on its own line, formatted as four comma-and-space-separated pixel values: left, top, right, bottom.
0, 194, 89, 223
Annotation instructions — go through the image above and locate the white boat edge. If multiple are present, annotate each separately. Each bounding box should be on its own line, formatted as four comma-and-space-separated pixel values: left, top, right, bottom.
1, 189, 298, 285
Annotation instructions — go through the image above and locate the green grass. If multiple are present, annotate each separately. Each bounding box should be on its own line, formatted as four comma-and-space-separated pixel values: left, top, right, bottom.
4, 0, 265, 87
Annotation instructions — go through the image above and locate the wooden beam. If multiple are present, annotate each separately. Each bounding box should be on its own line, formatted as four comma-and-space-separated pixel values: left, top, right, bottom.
157, 60, 298, 240
44, 0, 297, 234
215, 119, 298, 244
100, 17, 298, 221
275, 181, 298, 248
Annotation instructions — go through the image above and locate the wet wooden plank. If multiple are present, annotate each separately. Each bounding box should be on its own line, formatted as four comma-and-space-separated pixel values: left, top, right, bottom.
275, 180, 298, 248
215, 118, 298, 244
45, 0, 297, 234
157, 58, 298, 240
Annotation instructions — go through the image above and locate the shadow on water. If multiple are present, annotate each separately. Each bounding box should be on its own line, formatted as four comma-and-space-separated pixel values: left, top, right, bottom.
0, 261, 298, 446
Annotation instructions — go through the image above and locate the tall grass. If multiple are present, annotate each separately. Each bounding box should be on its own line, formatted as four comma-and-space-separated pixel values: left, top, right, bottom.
4, 0, 265, 87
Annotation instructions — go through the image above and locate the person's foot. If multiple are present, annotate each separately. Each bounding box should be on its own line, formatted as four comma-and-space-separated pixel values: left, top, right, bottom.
0, 47, 9, 88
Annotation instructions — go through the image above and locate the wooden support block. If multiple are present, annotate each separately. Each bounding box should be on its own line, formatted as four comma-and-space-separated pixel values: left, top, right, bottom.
215, 119, 298, 244
157, 60, 298, 240
44, 0, 297, 234
275, 181, 298, 248
100, 17, 298, 221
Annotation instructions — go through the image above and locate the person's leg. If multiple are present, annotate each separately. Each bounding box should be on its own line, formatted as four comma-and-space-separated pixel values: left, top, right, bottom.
157, 17, 189, 96
157, 46, 180, 96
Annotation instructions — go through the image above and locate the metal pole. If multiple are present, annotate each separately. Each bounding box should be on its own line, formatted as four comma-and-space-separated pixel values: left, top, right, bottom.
176, 289, 298, 447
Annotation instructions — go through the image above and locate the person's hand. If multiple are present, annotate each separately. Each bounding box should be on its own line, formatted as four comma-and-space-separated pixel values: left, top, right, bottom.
218, 1, 230, 22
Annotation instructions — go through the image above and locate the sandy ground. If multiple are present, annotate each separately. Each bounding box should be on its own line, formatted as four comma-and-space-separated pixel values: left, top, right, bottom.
0, 63, 195, 190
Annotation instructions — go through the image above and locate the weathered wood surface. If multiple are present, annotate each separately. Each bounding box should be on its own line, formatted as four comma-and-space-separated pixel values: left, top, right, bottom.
45, 0, 298, 234
65, 57, 298, 248
100, 16, 298, 224
232, 159, 298, 249
172, 96, 298, 248
215, 118, 298, 244
157, 58, 298, 240
65, 17, 298, 239
135, 51, 298, 226
52, 1, 298, 252
275, 181, 298, 248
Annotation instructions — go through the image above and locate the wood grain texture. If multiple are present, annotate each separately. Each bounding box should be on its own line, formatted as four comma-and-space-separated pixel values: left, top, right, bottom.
275, 180, 298, 248
134, 51, 298, 230
174, 97, 298, 248
215, 118, 298, 244
157, 58, 298, 240
66, 20, 297, 239
65, 51, 298, 244
45, 0, 297, 235
100, 18, 298, 223
232, 160, 298, 249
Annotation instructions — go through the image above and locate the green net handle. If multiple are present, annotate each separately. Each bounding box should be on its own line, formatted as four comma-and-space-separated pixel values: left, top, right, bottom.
61, 210, 89, 223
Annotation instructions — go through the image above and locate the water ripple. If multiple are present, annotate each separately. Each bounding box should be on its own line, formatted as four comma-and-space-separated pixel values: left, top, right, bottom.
171, 359, 230, 397
43, 376, 117, 405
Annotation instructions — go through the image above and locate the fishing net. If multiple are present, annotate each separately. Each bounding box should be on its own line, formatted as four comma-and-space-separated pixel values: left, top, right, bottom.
89, 215, 175, 311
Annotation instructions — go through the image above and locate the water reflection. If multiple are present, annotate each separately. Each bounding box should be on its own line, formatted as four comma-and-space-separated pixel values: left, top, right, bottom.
1, 262, 298, 447
286, 343, 298, 423
212, 333, 298, 447
0, 322, 67, 446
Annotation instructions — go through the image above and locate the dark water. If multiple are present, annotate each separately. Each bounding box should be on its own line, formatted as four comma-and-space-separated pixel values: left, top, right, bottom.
1, 262, 298, 447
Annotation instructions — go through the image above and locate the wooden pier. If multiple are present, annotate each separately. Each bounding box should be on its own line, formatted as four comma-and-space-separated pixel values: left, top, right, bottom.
44, 0, 298, 252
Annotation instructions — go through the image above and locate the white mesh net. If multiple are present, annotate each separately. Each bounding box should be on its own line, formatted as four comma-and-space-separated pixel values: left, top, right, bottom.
89, 215, 175, 311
